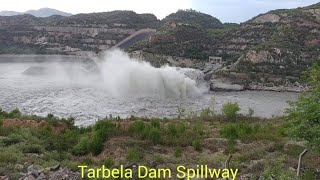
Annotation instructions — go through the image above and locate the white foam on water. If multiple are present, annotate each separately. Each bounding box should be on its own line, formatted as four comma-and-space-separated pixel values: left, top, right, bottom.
96, 49, 208, 97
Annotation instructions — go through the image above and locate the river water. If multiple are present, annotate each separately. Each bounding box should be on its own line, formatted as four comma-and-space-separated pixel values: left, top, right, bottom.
0, 54, 299, 126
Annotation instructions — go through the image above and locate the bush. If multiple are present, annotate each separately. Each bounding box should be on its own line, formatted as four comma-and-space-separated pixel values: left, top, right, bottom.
220, 125, 238, 140
21, 144, 42, 154
220, 123, 254, 140
192, 122, 204, 138
127, 146, 144, 162
148, 127, 162, 144
128, 121, 145, 137
151, 120, 160, 129
247, 108, 254, 117
286, 64, 320, 151
192, 139, 202, 151
89, 130, 106, 155
0, 152, 18, 163
2, 135, 23, 146
174, 147, 183, 157
8, 108, 22, 118
222, 102, 241, 120
72, 136, 90, 156
199, 107, 214, 120
167, 124, 178, 137
104, 157, 114, 168
225, 140, 236, 154
176, 123, 186, 134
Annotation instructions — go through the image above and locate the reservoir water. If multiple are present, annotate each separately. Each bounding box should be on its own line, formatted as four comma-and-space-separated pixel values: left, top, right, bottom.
0, 54, 299, 126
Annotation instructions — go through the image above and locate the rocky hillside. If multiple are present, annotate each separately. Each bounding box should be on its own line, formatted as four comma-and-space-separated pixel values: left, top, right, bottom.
161, 9, 223, 29
0, 11, 159, 55
132, 4, 320, 89
218, 3, 320, 87
0, 4, 319, 88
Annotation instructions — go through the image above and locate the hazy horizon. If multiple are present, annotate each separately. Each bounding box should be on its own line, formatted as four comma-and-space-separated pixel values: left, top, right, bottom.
0, 0, 319, 23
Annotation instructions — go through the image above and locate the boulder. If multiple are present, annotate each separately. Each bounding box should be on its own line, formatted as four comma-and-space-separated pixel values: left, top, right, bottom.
210, 80, 244, 91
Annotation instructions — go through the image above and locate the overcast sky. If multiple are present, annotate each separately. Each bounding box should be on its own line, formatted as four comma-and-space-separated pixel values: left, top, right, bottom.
0, 0, 319, 23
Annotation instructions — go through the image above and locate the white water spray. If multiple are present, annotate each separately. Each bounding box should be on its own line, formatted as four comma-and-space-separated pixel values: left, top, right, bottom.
96, 50, 208, 97
22, 50, 208, 97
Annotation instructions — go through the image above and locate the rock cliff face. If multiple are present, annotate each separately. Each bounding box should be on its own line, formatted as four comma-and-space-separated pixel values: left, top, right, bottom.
0, 11, 159, 55
132, 3, 320, 89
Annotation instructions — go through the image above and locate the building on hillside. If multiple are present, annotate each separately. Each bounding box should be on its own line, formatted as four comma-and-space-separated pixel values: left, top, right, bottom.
209, 56, 224, 64
130, 50, 143, 60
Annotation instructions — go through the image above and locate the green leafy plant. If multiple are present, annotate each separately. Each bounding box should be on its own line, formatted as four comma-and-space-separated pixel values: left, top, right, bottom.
222, 102, 241, 120
286, 64, 320, 151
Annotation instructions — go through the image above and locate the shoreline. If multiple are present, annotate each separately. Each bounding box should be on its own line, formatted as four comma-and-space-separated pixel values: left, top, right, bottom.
0, 54, 93, 63
0, 54, 307, 93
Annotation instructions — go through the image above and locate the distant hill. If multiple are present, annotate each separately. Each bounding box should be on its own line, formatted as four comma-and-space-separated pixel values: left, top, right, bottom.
0, 8, 72, 17
161, 9, 223, 29
0, 10, 159, 55
0, 11, 21, 16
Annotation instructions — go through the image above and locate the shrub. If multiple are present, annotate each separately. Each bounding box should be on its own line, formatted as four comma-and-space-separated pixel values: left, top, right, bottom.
151, 120, 160, 129
199, 107, 214, 120
8, 108, 22, 118
0, 152, 18, 163
89, 130, 106, 155
21, 144, 42, 154
225, 139, 236, 154
148, 127, 161, 144
128, 121, 145, 137
222, 102, 241, 120
167, 123, 178, 137
72, 136, 90, 156
177, 107, 186, 119
47, 113, 54, 119
220, 123, 254, 140
220, 125, 238, 140
104, 157, 114, 168
127, 146, 144, 162
262, 156, 296, 179
247, 108, 255, 117
286, 64, 320, 151
192, 122, 205, 137
2, 135, 23, 146
176, 122, 186, 135
174, 147, 183, 157
192, 139, 202, 151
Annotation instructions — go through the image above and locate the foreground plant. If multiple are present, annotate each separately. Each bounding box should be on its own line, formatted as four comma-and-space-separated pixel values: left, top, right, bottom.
286, 64, 320, 151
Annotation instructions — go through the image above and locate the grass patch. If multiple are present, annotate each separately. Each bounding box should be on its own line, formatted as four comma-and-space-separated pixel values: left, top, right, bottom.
127, 146, 144, 162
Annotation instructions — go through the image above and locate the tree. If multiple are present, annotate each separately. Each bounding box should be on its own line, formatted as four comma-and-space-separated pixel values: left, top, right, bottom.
286, 64, 320, 151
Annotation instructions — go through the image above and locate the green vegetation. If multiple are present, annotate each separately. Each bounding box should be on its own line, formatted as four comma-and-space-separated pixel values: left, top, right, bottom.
162, 9, 222, 29
174, 147, 183, 157
222, 102, 241, 120
0, 95, 319, 179
127, 146, 144, 162
286, 64, 320, 151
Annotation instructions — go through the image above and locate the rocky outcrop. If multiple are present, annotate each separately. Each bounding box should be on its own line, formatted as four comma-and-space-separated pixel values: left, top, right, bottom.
252, 14, 281, 23
16, 164, 81, 180
245, 50, 274, 64
210, 79, 244, 91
